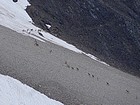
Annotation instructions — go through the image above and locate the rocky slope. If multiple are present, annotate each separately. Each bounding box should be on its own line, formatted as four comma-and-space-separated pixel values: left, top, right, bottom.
1, 25, 140, 105
26, 0, 140, 77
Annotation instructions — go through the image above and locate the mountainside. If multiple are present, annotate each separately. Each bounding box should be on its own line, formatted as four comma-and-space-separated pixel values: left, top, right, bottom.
0, 1, 140, 105
1, 25, 140, 105
26, 0, 140, 77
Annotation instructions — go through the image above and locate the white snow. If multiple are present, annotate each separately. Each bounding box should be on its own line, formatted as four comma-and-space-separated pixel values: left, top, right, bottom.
46, 24, 51, 29
0, 0, 109, 65
0, 74, 64, 105
86, 53, 110, 66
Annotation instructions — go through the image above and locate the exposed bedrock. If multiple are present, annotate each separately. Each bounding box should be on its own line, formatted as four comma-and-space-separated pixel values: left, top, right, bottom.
26, 0, 140, 77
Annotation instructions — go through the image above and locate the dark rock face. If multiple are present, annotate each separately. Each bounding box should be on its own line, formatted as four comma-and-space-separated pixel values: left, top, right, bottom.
13, 0, 18, 2
26, 0, 140, 77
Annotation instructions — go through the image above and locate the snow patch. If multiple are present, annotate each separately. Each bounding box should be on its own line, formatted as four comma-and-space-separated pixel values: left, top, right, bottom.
86, 53, 109, 66
0, 74, 64, 105
46, 24, 51, 29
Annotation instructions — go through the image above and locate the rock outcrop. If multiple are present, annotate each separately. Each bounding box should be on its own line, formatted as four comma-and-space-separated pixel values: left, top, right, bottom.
26, 0, 140, 77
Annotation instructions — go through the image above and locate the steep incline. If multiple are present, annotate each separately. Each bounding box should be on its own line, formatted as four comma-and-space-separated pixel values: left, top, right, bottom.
27, 0, 140, 77
0, 25, 140, 105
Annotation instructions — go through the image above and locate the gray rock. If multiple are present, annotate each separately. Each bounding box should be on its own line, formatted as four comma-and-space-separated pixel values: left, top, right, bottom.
26, 0, 140, 77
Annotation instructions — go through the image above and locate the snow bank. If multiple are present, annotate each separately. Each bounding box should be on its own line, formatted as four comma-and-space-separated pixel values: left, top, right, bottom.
0, 0, 108, 65
0, 74, 64, 105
